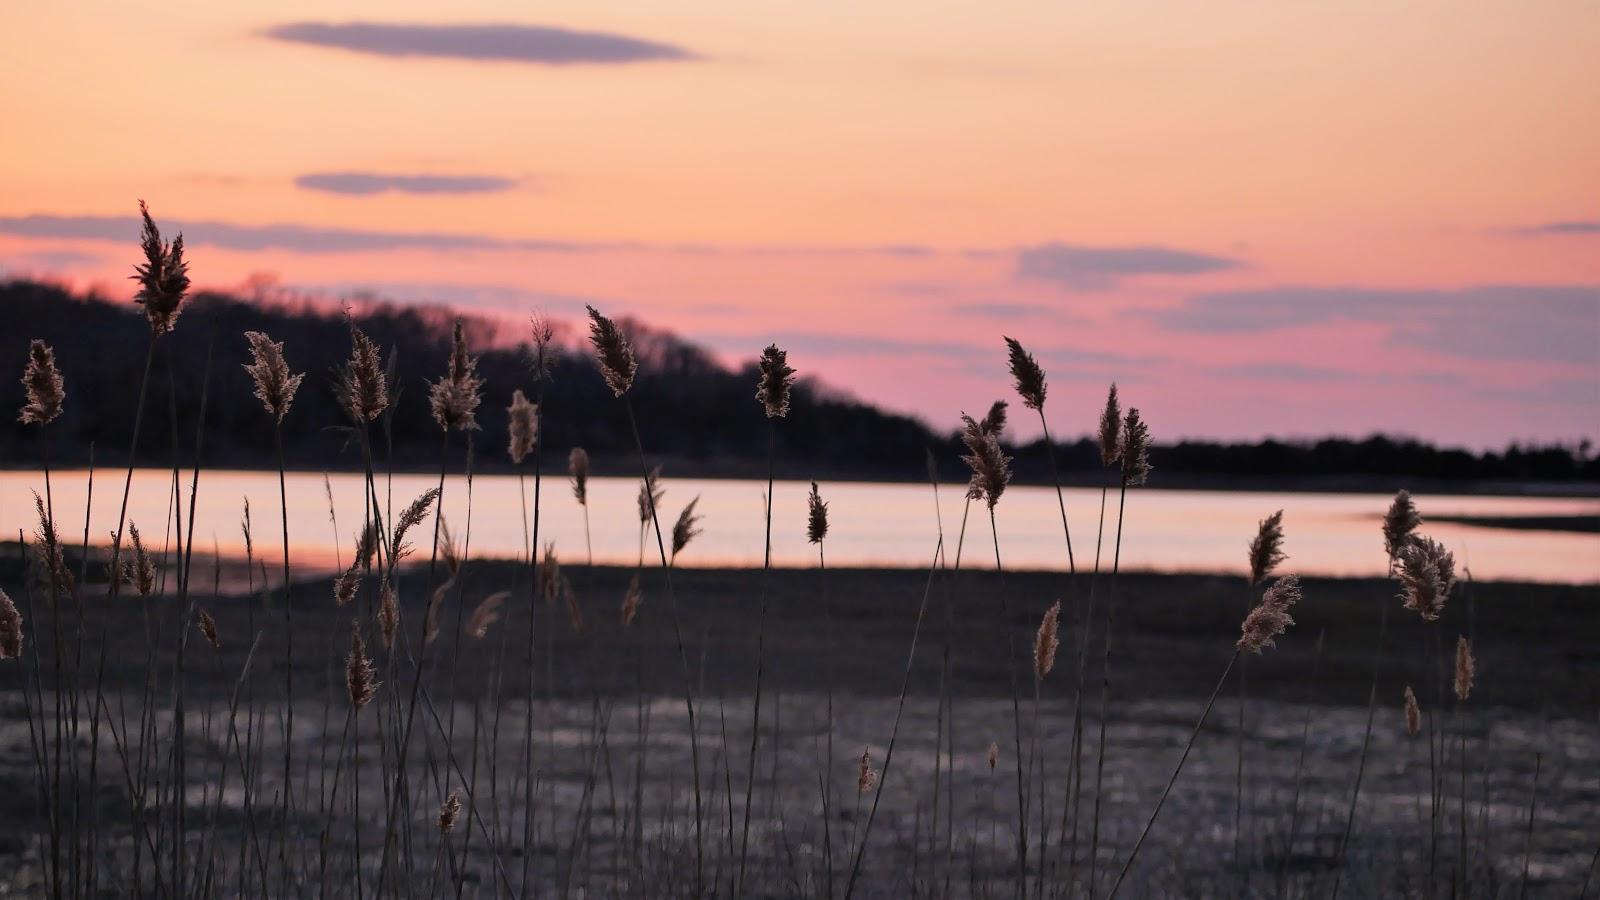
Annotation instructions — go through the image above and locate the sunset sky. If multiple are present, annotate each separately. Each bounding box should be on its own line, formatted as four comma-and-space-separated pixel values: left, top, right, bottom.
1, 1, 1596, 447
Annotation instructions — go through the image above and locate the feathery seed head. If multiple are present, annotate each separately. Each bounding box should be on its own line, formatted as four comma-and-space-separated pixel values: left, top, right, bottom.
755, 344, 796, 418
346, 620, 378, 709
131, 201, 190, 337
18, 339, 65, 426
529, 312, 556, 383
1003, 337, 1047, 410
1034, 600, 1061, 680
637, 466, 664, 525
1454, 636, 1475, 702
338, 320, 389, 423
586, 305, 636, 396
987, 742, 999, 771
242, 331, 303, 424
1237, 574, 1300, 654
429, 320, 484, 432
0, 589, 23, 659
1403, 685, 1421, 736
424, 578, 451, 648
1397, 535, 1455, 622
807, 482, 829, 544
469, 592, 508, 640
197, 608, 220, 650
1382, 490, 1423, 563
1119, 407, 1152, 486
125, 520, 155, 599
981, 400, 1009, 437
334, 565, 361, 607
569, 448, 590, 505
506, 389, 538, 464
1098, 383, 1122, 467
32, 492, 72, 596
1247, 510, 1287, 586
377, 580, 399, 650
857, 747, 879, 794
390, 487, 441, 563
438, 790, 462, 834
671, 496, 703, 559
539, 543, 561, 606
958, 413, 1011, 510
621, 573, 643, 626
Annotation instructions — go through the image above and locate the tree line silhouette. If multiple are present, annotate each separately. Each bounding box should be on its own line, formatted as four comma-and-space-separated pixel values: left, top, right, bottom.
2, 279, 1594, 488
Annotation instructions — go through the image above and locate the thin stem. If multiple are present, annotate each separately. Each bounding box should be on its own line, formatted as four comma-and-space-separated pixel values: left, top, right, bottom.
737, 422, 778, 893
1089, 476, 1129, 894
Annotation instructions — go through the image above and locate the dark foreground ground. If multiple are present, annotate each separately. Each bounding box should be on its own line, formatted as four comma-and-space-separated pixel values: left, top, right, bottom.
0, 559, 1596, 897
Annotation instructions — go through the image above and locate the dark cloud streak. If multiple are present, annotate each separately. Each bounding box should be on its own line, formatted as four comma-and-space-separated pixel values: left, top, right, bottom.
295, 172, 519, 196
263, 21, 697, 65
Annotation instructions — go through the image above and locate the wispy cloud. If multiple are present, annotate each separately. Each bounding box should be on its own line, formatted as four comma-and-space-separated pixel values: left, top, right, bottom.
1149, 285, 1600, 364
1512, 220, 1600, 237
0, 212, 945, 258
263, 21, 697, 65
295, 172, 520, 196
1015, 242, 1241, 291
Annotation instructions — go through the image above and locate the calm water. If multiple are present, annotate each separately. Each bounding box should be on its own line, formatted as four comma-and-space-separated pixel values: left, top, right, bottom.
2, 469, 1596, 584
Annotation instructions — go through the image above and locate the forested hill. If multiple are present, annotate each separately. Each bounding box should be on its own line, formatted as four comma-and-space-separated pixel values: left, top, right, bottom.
1, 279, 1594, 489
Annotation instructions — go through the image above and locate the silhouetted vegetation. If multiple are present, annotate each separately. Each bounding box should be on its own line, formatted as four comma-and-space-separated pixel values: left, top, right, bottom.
3, 279, 1594, 487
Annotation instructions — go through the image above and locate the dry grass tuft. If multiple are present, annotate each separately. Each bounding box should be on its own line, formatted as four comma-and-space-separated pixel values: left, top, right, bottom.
346, 620, 378, 709
1098, 382, 1122, 467
0, 588, 22, 659
569, 448, 590, 505
1034, 600, 1061, 680
1397, 536, 1456, 622
1454, 636, 1475, 701
807, 482, 829, 544
506, 389, 538, 464
1238, 574, 1301, 654
242, 331, 303, 424
585, 305, 636, 397
131, 200, 190, 337
755, 344, 796, 418
1404, 685, 1421, 737
18, 339, 65, 426
429, 319, 484, 432
1003, 337, 1047, 410
671, 497, 703, 559
1248, 510, 1288, 586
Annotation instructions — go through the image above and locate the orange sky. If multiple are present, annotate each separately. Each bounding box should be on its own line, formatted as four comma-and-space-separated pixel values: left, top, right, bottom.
2, 1, 1596, 446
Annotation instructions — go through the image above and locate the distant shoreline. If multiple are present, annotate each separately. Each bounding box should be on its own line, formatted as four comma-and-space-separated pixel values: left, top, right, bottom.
5, 457, 1599, 499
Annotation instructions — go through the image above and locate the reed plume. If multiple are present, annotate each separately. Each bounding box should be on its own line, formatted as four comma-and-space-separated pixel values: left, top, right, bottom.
438, 515, 462, 577
423, 580, 449, 648
671, 497, 703, 559
197, 608, 220, 650
32, 493, 71, 594
987, 742, 999, 771
18, 339, 65, 425
131, 200, 190, 337
1383, 489, 1423, 562
1404, 686, 1421, 736
1454, 636, 1475, 701
586, 305, 636, 396
1120, 407, 1152, 485
1397, 536, 1455, 621
390, 487, 442, 563
958, 413, 1011, 509
347, 621, 378, 709
807, 482, 829, 543
334, 524, 376, 606
756, 344, 795, 418
982, 399, 1008, 436
539, 543, 561, 605
377, 581, 399, 650
529, 311, 556, 381
1238, 574, 1301, 654
621, 574, 642, 626
857, 748, 879, 794
1035, 600, 1061, 680
0, 588, 21, 659
569, 448, 590, 504
1002, 337, 1047, 409
125, 520, 155, 598
506, 389, 538, 464
636, 466, 665, 527
1099, 382, 1122, 465
437, 790, 462, 834
1247, 510, 1287, 586
429, 320, 484, 432
242, 331, 303, 424
468, 591, 508, 640
338, 319, 389, 423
